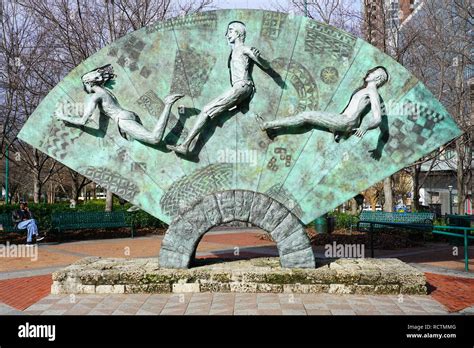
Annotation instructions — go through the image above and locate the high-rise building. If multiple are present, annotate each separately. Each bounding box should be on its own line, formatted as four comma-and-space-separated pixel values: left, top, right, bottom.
363, 0, 385, 49
363, 0, 421, 54
399, 0, 419, 22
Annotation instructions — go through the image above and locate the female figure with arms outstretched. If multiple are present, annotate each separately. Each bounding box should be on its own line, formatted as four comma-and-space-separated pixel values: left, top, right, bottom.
56, 64, 183, 145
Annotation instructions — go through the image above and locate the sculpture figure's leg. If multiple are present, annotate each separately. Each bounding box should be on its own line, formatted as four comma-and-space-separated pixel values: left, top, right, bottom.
118, 93, 183, 145
168, 83, 252, 154
151, 93, 184, 142
169, 112, 209, 154
260, 111, 351, 132
259, 113, 309, 130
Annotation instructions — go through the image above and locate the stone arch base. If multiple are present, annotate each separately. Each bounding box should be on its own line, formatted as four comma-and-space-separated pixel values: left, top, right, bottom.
159, 190, 316, 269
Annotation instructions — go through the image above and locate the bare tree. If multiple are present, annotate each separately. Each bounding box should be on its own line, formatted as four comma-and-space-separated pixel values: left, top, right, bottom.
291, 0, 362, 36
53, 167, 91, 205
402, 0, 473, 214
1, 0, 214, 205
362, 181, 384, 211
0, 1, 65, 203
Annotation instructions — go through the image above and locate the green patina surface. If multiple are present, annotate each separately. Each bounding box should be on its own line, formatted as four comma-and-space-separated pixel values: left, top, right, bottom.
18, 9, 461, 225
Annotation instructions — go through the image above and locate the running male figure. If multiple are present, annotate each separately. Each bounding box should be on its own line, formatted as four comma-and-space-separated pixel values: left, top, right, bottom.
167, 21, 270, 155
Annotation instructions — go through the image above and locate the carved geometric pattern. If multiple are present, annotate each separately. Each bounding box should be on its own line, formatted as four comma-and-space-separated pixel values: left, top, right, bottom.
260, 12, 286, 39
39, 124, 83, 160
383, 119, 415, 162
146, 12, 218, 34
320, 66, 339, 84
80, 167, 139, 201
160, 163, 233, 218
170, 47, 217, 99
271, 58, 318, 113
136, 90, 188, 139
108, 35, 146, 73
405, 100, 445, 145
266, 147, 292, 172
305, 21, 356, 60
384, 101, 445, 162
140, 66, 152, 78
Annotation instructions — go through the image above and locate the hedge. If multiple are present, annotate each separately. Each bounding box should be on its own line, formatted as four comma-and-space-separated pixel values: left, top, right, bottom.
0, 200, 167, 231
327, 211, 359, 229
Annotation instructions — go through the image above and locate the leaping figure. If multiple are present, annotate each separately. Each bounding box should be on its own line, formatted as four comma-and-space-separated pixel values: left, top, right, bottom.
257, 66, 389, 142
55, 64, 183, 145
167, 21, 270, 155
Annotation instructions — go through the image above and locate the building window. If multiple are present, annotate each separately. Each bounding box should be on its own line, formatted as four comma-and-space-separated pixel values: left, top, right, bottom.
429, 191, 440, 204
443, 149, 455, 160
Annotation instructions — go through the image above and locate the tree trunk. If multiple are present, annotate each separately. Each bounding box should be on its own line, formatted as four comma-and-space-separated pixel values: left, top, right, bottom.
412, 164, 421, 211
456, 138, 466, 215
47, 181, 55, 204
32, 149, 42, 203
33, 173, 41, 203
370, 196, 377, 211
92, 182, 97, 199
71, 184, 78, 207
105, 190, 113, 212
350, 198, 357, 215
383, 177, 393, 212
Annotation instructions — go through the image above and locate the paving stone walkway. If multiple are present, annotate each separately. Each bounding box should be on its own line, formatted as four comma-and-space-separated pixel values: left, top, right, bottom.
425, 272, 474, 312
0, 274, 52, 310
1, 229, 473, 315
23, 293, 449, 315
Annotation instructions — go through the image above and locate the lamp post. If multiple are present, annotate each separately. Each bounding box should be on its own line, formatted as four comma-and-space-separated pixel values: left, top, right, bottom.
448, 185, 453, 215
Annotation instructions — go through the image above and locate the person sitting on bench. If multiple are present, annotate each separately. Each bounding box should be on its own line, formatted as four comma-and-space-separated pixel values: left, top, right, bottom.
12, 202, 44, 244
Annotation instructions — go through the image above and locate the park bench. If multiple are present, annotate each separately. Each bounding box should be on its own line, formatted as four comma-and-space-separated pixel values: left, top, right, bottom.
355, 211, 435, 231
353, 211, 435, 257
51, 211, 135, 240
0, 213, 19, 233
445, 214, 474, 227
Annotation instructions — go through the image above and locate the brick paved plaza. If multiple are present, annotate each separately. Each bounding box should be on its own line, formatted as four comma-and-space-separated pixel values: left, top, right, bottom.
0, 229, 473, 316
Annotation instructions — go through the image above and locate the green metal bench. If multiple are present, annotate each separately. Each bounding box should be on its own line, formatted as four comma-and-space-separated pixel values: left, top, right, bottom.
0, 213, 19, 233
354, 211, 435, 257
432, 225, 474, 271
51, 211, 135, 239
445, 214, 474, 227
355, 211, 435, 231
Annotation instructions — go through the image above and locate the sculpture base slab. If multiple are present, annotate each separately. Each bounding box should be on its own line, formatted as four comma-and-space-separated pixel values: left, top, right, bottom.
51, 257, 427, 295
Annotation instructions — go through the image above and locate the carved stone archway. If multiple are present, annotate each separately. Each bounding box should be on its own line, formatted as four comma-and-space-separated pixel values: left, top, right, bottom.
159, 190, 316, 269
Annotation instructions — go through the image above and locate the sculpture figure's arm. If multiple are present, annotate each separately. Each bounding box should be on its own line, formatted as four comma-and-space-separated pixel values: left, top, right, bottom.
56, 94, 100, 126
354, 89, 382, 138
246, 47, 270, 69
